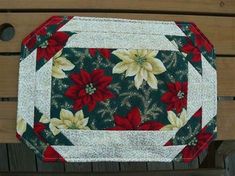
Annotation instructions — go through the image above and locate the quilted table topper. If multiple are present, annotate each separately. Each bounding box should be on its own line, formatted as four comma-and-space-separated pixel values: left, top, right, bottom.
17, 16, 217, 163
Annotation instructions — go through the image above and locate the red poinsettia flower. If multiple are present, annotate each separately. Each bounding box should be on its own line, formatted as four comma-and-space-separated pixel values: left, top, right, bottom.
43, 146, 65, 162
89, 48, 111, 60
161, 82, 187, 114
34, 122, 46, 142
36, 32, 71, 61
107, 107, 164, 130
181, 39, 201, 62
65, 69, 114, 111
24, 16, 72, 51
181, 127, 213, 163
189, 25, 212, 52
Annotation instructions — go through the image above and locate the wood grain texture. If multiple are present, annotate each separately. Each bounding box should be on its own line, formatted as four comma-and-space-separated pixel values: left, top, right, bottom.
120, 163, 147, 172
92, 162, 120, 172
173, 158, 199, 170
0, 0, 234, 14
65, 163, 92, 172
0, 169, 227, 176
217, 101, 235, 140
7, 143, 36, 172
0, 56, 19, 97
225, 153, 235, 176
0, 56, 233, 97
36, 158, 65, 172
0, 13, 234, 55
0, 144, 9, 172
147, 162, 173, 171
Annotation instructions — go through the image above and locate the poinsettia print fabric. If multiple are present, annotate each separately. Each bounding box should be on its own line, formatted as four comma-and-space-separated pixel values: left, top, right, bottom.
17, 16, 217, 163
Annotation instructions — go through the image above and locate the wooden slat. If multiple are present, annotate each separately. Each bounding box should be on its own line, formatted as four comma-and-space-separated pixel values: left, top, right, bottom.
217, 58, 235, 96
217, 101, 235, 140
0, 13, 234, 55
225, 153, 235, 176
0, 169, 227, 176
37, 158, 65, 172
65, 163, 92, 172
215, 141, 235, 168
0, 0, 234, 14
0, 56, 234, 97
92, 162, 120, 172
173, 158, 199, 170
0, 144, 9, 172
0, 56, 19, 97
120, 163, 147, 172
7, 143, 36, 172
147, 162, 173, 171
0, 100, 234, 143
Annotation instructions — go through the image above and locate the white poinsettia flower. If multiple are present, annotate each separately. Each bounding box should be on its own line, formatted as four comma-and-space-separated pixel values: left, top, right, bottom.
49, 109, 90, 135
52, 50, 75, 79
16, 117, 27, 136
161, 109, 187, 131
112, 49, 166, 89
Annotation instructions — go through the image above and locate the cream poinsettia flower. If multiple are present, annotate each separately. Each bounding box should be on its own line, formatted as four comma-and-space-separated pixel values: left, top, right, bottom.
161, 109, 187, 130
52, 50, 75, 78
112, 49, 166, 89
16, 117, 27, 136
49, 109, 90, 135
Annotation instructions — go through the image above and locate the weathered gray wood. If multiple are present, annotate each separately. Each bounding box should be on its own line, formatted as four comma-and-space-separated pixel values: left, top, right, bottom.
7, 144, 36, 172
215, 141, 235, 168
92, 162, 120, 172
225, 153, 235, 176
36, 158, 64, 172
0, 144, 9, 172
0, 169, 226, 176
65, 163, 92, 172
120, 162, 147, 171
173, 158, 199, 170
147, 162, 173, 171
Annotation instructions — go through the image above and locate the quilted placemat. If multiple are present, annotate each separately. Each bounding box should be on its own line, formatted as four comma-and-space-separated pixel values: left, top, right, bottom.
16, 16, 217, 163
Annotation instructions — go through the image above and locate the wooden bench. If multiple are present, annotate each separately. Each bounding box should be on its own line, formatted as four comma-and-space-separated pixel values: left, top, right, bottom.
0, 1, 235, 175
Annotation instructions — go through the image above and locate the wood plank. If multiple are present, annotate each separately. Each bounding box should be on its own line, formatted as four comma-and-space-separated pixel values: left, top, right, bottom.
36, 158, 65, 172
147, 162, 173, 171
1, 100, 235, 142
92, 162, 120, 172
0, 0, 234, 14
215, 140, 235, 168
120, 162, 147, 171
217, 58, 235, 97
0, 144, 9, 172
7, 143, 36, 172
65, 163, 92, 172
0, 56, 19, 97
225, 153, 235, 176
217, 102, 235, 140
173, 158, 199, 170
0, 13, 234, 55
0, 56, 234, 97
0, 169, 227, 176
